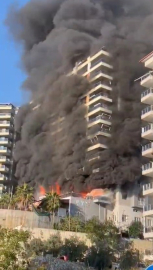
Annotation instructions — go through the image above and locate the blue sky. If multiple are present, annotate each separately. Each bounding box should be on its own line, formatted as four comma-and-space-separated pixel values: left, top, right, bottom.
0, 0, 29, 106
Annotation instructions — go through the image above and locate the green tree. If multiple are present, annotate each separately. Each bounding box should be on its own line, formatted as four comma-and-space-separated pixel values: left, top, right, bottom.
120, 247, 139, 270
45, 233, 63, 257
85, 243, 113, 270
27, 238, 46, 256
15, 183, 34, 210
56, 216, 85, 232
61, 236, 87, 262
0, 193, 11, 208
0, 227, 31, 270
128, 221, 143, 238
41, 192, 60, 224
86, 218, 119, 249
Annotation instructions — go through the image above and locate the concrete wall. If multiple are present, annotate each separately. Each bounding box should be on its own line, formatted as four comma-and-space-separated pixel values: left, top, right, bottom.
0, 209, 54, 229
70, 197, 106, 222
22, 227, 153, 255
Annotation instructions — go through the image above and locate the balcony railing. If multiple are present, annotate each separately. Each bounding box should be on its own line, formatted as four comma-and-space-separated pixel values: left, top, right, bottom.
142, 162, 153, 171
0, 166, 9, 171
143, 182, 153, 191
88, 114, 111, 123
141, 88, 153, 98
142, 142, 153, 151
90, 59, 108, 69
89, 103, 109, 112
0, 137, 8, 141
141, 105, 153, 115
145, 227, 153, 233
89, 93, 110, 101
144, 204, 153, 211
0, 174, 8, 180
0, 129, 9, 133
89, 128, 111, 137
87, 151, 103, 160
0, 113, 11, 116
142, 124, 153, 133
0, 156, 10, 162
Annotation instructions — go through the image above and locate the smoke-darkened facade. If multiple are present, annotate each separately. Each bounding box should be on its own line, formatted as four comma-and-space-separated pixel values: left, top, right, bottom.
5, 0, 153, 192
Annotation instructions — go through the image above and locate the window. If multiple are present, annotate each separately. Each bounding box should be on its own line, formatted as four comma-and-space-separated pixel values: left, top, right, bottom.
134, 217, 141, 222
147, 219, 152, 227
122, 192, 127, 200
122, 215, 128, 222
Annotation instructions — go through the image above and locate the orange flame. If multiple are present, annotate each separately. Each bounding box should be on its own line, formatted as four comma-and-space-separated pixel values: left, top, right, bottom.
40, 186, 46, 195
39, 183, 61, 196
86, 189, 105, 198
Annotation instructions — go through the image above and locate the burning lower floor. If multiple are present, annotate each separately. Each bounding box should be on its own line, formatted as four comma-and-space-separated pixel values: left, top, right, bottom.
35, 185, 143, 230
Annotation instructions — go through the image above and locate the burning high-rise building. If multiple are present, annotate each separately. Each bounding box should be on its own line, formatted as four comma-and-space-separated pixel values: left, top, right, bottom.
5, 0, 153, 193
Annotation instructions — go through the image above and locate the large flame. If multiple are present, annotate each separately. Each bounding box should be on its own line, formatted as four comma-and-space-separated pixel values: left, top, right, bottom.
39, 183, 61, 196
86, 189, 105, 198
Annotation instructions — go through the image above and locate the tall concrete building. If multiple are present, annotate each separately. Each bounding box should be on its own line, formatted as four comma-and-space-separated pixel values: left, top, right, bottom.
0, 103, 17, 196
138, 51, 153, 239
71, 48, 113, 162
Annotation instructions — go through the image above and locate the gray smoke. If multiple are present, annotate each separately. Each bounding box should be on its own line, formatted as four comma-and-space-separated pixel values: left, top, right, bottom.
5, 0, 153, 192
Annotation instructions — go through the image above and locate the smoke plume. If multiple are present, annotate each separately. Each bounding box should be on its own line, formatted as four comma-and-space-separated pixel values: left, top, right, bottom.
5, 0, 153, 192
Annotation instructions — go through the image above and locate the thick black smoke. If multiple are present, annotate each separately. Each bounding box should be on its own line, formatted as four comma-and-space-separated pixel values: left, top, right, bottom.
6, 0, 153, 192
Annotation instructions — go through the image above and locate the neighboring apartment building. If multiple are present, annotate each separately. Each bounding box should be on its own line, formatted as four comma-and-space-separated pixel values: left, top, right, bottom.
139, 51, 153, 239
71, 48, 113, 163
0, 103, 17, 196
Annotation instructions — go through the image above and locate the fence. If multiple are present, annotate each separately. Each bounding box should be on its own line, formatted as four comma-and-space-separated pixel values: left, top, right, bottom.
0, 209, 60, 229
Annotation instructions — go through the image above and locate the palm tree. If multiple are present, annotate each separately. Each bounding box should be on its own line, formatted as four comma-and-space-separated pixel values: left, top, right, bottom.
0, 193, 11, 209
15, 183, 34, 210
41, 191, 60, 225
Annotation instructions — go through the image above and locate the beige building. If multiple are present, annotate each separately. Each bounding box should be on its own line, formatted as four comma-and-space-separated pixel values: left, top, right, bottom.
110, 186, 143, 230
0, 103, 17, 196
138, 51, 153, 239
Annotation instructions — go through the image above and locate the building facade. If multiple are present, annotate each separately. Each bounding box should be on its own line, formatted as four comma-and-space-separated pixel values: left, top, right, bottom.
0, 103, 17, 196
71, 48, 113, 163
139, 51, 153, 239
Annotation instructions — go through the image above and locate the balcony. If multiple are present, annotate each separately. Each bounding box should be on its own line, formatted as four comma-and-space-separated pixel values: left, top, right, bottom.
144, 54, 153, 69
0, 113, 11, 119
0, 104, 13, 111
141, 89, 153, 105
142, 143, 153, 158
144, 204, 153, 217
144, 227, 153, 239
0, 174, 8, 181
0, 156, 11, 163
88, 114, 111, 128
87, 151, 103, 162
90, 71, 113, 84
89, 81, 112, 96
0, 147, 11, 155
0, 129, 13, 138
87, 143, 107, 152
142, 124, 153, 140
0, 166, 9, 172
140, 72, 153, 88
143, 182, 153, 196
0, 121, 11, 127
90, 60, 113, 74
88, 103, 111, 117
142, 162, 153, 177
88, 129, 111, 139
141, 105, 153, 122
0, 138, 10, 145
88, 93, 112, 105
